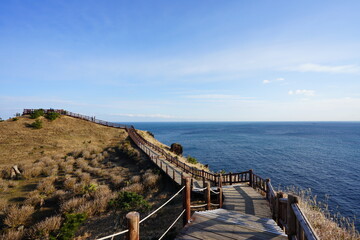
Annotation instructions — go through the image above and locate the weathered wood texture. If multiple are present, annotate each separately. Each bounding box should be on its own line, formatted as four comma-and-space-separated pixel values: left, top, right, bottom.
176, 209, 287, 240
222, 184, 272, 218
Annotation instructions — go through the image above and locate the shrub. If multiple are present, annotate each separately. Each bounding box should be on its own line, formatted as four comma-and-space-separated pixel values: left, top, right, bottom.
79, 172, 91, 185
60, 197, 86, 214
130, 175, 141, 183
0, 198, 8, 212
22, 166, 43, 178
45, 112, 60, 121
109, 191, 150, 212
12, 117, 18, 121
186, 155, 198, 164
110, 175, 123, 188
51, 213, 87, 240
0, 229, 24, 240
30, 109, 45, 119
32, 215, 62, 238
4, 205, 34, 228
41, 166, 57, 176
37, 178, 56, 195
30, 119, 43, 129
143, 171, 160, 189
63, 178, 77, 191
24, 190, 44, 207
122, 183, 144, 194
82, 183, 98, 196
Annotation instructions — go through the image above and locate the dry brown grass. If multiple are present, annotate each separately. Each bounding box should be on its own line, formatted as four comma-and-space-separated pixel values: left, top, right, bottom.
110, 175, 123, 188
0, 229, 25, 240
143, 170, 160, 189
0, 115, 127, 166
0, 198, 8, 212
60, 197, 87, 213
138, 130, 209, 170
63, 177, 77, 192
284, 187, 360, 240
31, 215, 62, 238
4, 205, 34, 228
36, 177, 56, 195
122, 183, 144, 194
24, 190, 44, 207
130, 175, 141, 183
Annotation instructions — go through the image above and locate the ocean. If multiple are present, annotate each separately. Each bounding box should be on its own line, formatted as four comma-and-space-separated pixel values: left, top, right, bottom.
126, 122, 360, 229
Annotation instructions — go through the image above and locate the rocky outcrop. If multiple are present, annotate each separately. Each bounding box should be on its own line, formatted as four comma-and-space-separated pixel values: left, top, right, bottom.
170, 143, 183, 155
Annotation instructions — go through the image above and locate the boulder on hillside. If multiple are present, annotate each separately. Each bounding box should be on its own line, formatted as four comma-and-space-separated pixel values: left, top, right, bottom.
170, 143, 183, 155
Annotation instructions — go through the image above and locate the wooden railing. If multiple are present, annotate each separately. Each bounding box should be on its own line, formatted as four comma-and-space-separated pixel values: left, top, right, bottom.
23, 109, 129, 129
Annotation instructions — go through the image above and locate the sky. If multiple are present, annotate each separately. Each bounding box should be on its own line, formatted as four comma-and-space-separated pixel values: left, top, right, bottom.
1, 0, 360, 121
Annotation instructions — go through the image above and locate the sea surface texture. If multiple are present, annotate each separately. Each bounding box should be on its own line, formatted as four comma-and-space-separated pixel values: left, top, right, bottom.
129, 122, 360, 229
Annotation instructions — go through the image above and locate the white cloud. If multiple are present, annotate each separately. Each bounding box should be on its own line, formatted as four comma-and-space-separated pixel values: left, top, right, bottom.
263, 77, 285, 84
288, 89, 316, 96
291, 63, 360, 74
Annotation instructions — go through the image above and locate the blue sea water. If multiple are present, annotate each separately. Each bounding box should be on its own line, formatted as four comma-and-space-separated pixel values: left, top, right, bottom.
126, 122, 360, 229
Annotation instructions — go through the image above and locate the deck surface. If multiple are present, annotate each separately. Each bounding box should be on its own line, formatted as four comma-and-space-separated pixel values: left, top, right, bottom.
222, 184, 272, 218
176, 209, 286, 240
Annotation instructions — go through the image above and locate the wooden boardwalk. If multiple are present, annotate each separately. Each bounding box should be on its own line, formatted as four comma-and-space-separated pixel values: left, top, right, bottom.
176, 209, 286, 240
176, 184, 286, 239
222, 184, 272, 218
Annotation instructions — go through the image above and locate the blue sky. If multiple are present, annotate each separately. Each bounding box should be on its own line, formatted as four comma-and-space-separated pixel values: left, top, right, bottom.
1, 0, 360, 121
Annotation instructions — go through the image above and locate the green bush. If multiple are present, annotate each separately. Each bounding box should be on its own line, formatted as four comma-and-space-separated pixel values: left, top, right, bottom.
12, 117, 19, 121
109, 191, 150, 212
50, 213, 87, 240
30, 119, 43, 129
30, 109, 45, 119
45, 112, 61, 121
186, 156, 198, 164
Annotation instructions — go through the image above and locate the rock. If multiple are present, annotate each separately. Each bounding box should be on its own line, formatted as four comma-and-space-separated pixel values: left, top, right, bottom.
170, 143, 183, 155
10, 165, 22, 179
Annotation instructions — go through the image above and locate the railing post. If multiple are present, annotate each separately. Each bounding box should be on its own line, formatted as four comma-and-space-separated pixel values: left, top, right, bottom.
276, 192, 284, 225
266, 179, 270, 200
219, 173, 223, 188
287, 194, 299, 238
229, 172, 232, 185
182, 176, 191, 226
249, 169, 253, 187
205, 182, 211, 210
126, 211, 139, 240
173, 169, 175, 181
218, 186, 223, 208
166, 165, 168, 175
202, 176, 206, 188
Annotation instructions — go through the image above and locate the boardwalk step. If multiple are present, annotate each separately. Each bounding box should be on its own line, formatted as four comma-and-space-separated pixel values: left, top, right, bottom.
195, 209, 286, 236
177, 209, 287, 240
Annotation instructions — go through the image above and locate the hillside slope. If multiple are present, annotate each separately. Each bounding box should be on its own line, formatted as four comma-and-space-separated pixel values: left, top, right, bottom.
0, 115, 126, 165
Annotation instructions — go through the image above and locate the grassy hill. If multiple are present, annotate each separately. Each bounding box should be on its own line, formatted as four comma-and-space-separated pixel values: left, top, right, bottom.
0, 115, 126, 165
0, 114, 181, 240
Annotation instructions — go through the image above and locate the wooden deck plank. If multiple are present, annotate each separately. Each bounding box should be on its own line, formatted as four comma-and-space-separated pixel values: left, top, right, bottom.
177, 212, 287, 240
222, 184, 272, 218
